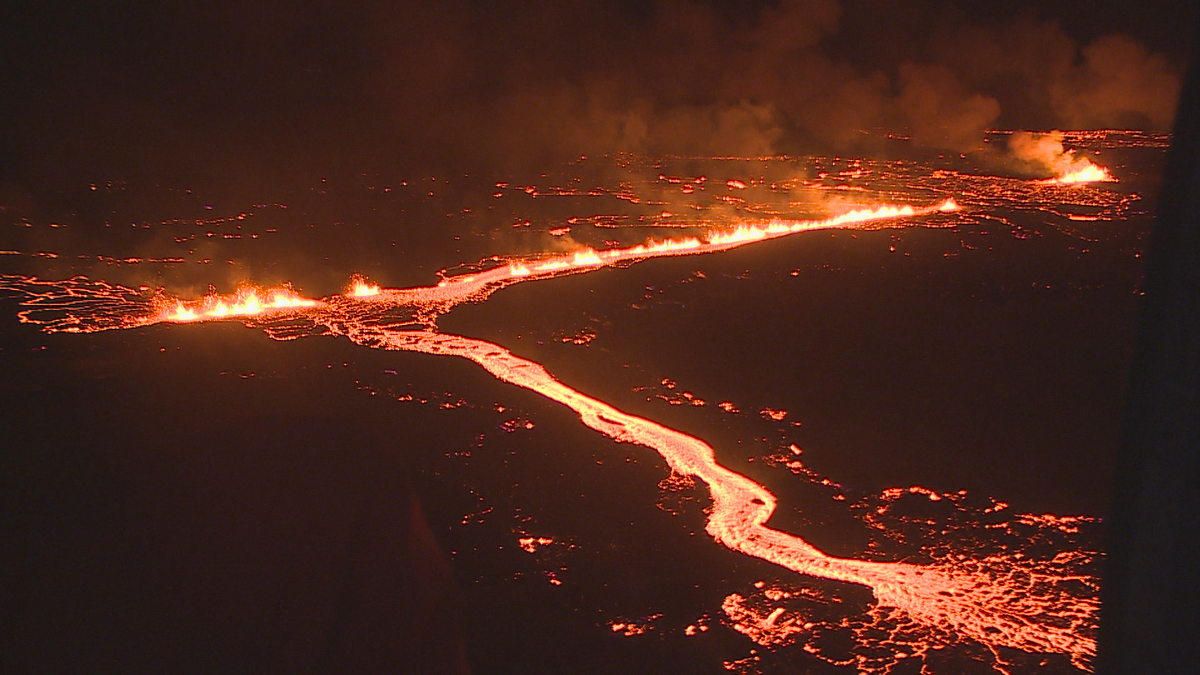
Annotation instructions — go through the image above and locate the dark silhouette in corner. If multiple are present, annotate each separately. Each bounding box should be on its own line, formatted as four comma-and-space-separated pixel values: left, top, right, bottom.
1097, 16, 1200, 675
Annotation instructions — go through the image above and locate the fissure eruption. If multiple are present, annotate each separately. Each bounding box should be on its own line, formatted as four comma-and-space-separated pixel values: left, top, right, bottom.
1, 186, 1107, 673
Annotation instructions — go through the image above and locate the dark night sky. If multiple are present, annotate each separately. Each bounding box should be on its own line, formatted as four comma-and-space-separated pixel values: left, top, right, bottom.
1, 0, 1195, 190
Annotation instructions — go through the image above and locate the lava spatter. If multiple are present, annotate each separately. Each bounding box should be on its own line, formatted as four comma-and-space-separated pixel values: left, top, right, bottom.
159, 285, 320, 323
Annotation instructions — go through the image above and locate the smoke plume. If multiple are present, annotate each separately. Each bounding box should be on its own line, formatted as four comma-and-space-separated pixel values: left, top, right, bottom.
0, 0, 1191, 186
1008, 131, 1097, 178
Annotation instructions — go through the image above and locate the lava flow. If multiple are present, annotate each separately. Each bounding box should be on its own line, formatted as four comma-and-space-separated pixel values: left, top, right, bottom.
159, 284, 320, 323
331, 326, 1098, 671
0, 193, 1098, 673
1008, 130, 1118, 185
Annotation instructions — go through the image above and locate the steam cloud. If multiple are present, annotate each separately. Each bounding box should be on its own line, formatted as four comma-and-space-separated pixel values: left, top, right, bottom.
365, 0, 1184, 169
1008, 130, 1098, 177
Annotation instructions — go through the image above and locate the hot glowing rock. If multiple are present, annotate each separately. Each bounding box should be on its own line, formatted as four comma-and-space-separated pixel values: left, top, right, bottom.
329, 326, 1097, 671
158, 285, 319, 323
348, 277, 382, 297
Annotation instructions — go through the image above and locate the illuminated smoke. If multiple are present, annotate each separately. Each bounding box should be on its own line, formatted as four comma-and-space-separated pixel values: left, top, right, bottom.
1009, 131, 1117, 184
2, 0, 1185, 215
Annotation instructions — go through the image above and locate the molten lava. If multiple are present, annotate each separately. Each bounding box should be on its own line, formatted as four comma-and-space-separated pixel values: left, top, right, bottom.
348, 277, 382, 297
1041, 158, 1117, 185
157, 284, 320, 323
335, 327, 1098, 672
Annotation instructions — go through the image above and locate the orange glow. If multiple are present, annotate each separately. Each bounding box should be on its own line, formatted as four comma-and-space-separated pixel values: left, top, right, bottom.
722, 593, 812, 646
572, 249, 604, 266
1010, 131, 1118, 186
609, 617, 659, 636
158, 284, 319, 323
345, 327, 1096, 670
389, 198, 956, 309
705, 200, 956, 247
517, 536, 555, 553
324, 198, 958, 321
348, 276, 382, 297
1040, 158, 1117, 185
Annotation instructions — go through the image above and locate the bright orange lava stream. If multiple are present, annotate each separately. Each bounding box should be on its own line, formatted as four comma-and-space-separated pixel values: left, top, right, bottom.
334, 327, 1095, 669
2, 196, 1097, 671
336, 199, 960, 314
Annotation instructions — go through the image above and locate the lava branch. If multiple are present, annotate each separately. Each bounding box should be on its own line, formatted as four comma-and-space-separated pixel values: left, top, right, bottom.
331, 325, 1096, 669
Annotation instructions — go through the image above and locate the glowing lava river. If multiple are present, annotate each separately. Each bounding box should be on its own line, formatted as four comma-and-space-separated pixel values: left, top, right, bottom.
3, 137, 1152, 673
348, 328, 1097, 669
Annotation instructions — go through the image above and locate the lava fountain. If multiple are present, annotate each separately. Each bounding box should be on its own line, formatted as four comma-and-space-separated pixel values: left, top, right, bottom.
158, 284, 321, 323
335, 199, 960, 321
